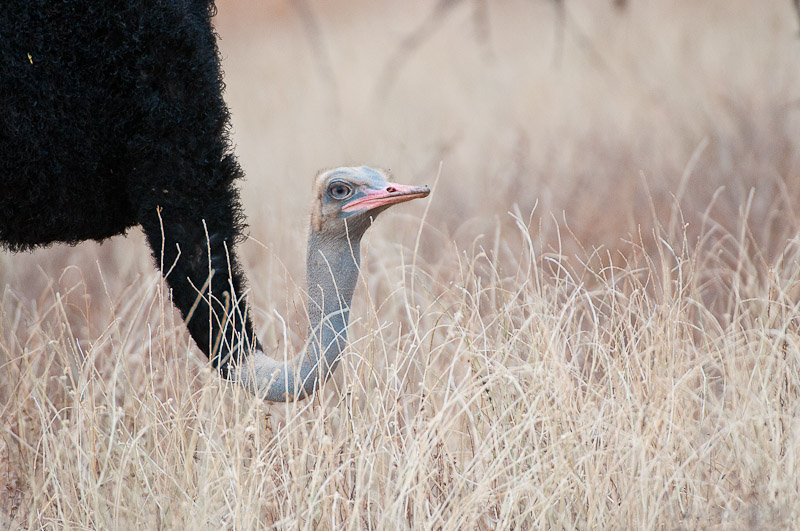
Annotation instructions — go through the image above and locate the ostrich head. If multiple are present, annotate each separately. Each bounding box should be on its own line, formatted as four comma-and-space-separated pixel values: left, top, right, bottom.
311, 166, 430, 240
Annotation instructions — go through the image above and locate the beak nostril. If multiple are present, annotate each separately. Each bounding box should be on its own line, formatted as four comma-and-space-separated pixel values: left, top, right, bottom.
386, 186, 397, 193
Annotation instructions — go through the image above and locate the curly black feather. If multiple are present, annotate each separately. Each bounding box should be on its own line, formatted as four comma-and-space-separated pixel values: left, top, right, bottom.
0, 1, 260, 377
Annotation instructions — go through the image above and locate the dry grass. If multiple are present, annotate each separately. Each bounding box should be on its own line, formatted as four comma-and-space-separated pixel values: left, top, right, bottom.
2, 0, 800, 528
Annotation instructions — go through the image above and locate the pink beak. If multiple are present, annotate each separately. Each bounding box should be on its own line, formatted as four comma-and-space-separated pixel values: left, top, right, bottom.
341, 182, 431, 213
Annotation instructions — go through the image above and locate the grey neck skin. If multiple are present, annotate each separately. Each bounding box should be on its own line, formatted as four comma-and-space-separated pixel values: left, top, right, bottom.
235, 231, 361, 401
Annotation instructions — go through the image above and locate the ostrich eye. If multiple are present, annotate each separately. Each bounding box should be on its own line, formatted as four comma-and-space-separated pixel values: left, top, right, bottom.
328, 181, 353, 200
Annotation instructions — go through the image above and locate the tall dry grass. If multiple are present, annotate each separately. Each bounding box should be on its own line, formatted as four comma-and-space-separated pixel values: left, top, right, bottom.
2, 0, 800, 528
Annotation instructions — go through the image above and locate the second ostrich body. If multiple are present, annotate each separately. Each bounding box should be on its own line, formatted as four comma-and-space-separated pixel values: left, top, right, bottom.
236, 167, 429, 401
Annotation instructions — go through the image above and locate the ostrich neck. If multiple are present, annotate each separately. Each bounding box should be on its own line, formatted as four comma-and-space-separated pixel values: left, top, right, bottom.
235, 230, 362, 401
304, 231, 361, 376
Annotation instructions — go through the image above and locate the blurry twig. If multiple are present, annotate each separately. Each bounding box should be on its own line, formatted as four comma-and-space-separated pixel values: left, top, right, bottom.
795, 0, 800, 35
552, 0, 565, 68
472, 0, 495, 62
549, 0, 614, 75
373, 0, 465, 105
290, 0, 341, 117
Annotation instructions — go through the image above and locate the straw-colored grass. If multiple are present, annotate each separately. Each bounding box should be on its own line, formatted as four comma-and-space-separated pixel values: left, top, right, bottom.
2, 0, 799, 528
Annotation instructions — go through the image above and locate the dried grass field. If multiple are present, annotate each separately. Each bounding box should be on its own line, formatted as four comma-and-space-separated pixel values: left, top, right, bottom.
2, 0, 800, 528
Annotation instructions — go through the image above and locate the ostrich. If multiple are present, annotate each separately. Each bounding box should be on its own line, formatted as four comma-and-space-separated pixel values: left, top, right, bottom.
0, 2, 430, 400
236, 166, 429, 400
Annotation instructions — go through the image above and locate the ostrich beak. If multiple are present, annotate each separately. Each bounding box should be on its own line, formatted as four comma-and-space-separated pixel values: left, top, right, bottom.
342, 182, 431, 213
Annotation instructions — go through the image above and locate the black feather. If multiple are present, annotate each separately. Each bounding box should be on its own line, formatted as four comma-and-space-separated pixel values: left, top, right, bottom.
0, 1, 259, 377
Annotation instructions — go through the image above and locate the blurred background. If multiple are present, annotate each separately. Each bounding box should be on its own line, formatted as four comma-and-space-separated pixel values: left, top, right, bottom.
1, 0, 799, 382
216, 0, 800, 258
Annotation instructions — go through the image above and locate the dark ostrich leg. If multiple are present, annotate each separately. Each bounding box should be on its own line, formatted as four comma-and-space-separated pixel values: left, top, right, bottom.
137, 188, 261, 379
